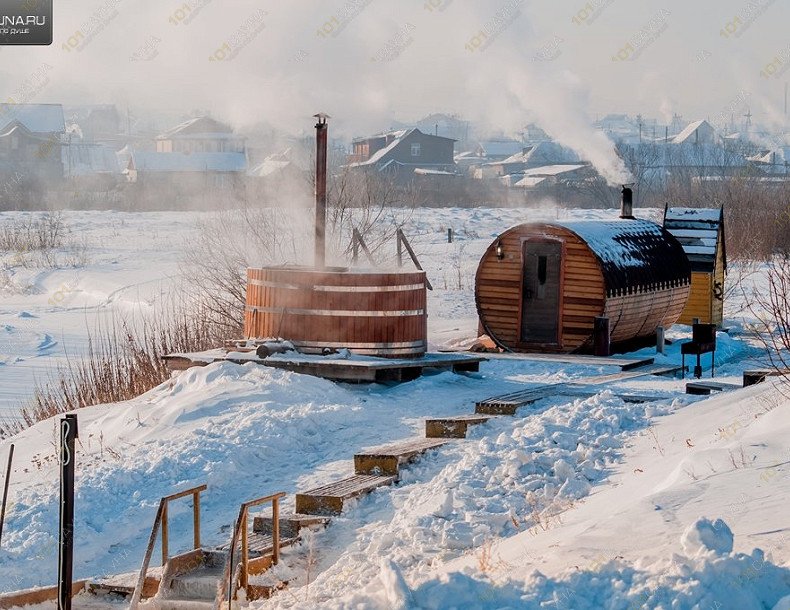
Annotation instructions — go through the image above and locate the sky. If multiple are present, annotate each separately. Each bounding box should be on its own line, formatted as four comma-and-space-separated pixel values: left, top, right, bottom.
0, 0, 788, 180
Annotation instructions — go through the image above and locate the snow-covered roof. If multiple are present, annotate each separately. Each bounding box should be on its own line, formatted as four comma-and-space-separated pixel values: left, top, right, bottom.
249, 148, 308, 177
522, 164, 586, 177
557, 219, 692, 296
413, 167, 457, 176
513, 176, 547, 188
753, 146, 790, 165
476, 139, 524, 157
129, 151, 247, 172
157, 116, 234, 140
0, 103, 65, 134
663, 207, 724, 272
672, 120, 714, 145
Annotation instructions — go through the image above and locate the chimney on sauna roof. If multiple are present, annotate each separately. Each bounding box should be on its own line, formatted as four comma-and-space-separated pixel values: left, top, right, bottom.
620, 185, 634, 219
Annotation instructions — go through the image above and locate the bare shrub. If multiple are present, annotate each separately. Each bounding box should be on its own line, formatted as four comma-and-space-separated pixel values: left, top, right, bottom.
745, 253, 790, 382
0, 212, 66, 252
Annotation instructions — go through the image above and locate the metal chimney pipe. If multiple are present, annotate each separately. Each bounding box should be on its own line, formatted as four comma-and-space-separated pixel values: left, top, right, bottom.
620, 185, 634, 219
314, 113, 330, 268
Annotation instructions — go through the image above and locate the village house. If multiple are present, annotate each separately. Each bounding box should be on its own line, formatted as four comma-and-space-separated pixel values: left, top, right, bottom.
0, 103, 65, 188
346, 128, 456, 179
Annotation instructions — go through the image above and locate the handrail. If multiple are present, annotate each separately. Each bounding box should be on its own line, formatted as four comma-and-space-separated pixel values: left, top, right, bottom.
129, 484, 207, 609
397, 229, 433, 290
351, 228, 376, 266
215, 492, 286, 609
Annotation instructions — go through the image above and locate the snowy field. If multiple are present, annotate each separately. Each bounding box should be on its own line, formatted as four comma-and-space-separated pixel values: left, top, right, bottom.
0, 207, 789, 608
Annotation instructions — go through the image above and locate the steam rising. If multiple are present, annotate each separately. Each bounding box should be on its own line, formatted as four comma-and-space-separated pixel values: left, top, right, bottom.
0, 0, 632, 183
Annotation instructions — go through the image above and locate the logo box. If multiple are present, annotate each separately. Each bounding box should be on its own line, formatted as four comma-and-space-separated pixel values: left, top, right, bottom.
0, 0, 53, 45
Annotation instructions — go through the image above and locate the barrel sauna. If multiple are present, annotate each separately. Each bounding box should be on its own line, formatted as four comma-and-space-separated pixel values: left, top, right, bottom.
245, 266, 428, 358
475, 219, 691, 353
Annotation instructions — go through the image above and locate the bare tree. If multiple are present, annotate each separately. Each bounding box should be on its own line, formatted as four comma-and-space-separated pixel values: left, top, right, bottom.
745, 253, 790, 383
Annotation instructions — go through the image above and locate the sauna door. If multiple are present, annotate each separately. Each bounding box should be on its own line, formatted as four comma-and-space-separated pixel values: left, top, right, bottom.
520, 241, 562, 344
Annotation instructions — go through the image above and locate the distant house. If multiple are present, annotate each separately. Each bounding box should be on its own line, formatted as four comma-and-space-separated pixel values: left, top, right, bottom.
347, 128, 456, 177
749, 146, 790, 175
0, 103, 65, 183
155, 116, 245, 154
476, 142, 582, 180
64, 105, 121, 141
672, 120, 717, 146
472, 139, 524, 161
124, 150, 247, 185
510, 164, 589, 189
63, 142, 121, 188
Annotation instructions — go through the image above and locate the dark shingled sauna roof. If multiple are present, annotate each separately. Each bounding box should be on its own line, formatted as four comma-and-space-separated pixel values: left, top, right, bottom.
558, 219, 692, 297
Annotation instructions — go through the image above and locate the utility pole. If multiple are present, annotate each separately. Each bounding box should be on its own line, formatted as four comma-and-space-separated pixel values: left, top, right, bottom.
58, 414, 78, 610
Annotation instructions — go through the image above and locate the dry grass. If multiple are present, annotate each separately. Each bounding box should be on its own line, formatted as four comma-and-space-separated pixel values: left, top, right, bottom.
0, 301, 232, 438
0, 212, 66, 252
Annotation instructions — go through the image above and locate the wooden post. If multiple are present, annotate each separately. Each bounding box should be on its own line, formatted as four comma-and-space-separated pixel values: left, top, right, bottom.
593, 316, 610, 357
656, 326, 665, 355
396, 232, 403, 267
161, 503, 168, 566
58, 414, 78, 610
447, 228, 453, 243
0, 444, 14, 549
240, 511, 248, 589
193, 491, 200, 549
272, 498, 280, 565
314, 114, 329, 269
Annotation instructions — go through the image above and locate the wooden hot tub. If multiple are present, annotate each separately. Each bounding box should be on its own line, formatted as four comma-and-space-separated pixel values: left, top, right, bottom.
245, 266, 428, 358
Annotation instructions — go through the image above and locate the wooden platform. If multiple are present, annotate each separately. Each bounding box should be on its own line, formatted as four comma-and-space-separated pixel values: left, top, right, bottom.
425, 414, 494, 438
295, 474, 397, 515
480, 352, 655, 371
163, 351, 486, 384
686, 380, 741, 395
354, 437, 448, 476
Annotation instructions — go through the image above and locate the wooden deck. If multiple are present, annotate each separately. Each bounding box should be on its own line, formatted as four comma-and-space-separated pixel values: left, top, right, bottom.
163, 351, 486, 384
354, 437, 448, 476
686, 380, 741, 395
479, 352, 655, 371
295, 474, 397, 515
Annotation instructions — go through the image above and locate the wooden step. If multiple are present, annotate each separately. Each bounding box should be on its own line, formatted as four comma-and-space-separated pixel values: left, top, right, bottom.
354, 437, 448, 476
686, 381, 741, 395
425, 414, 493, 438
165, 562, 224, 602
295, 474, 396, 516
253, 513, 331, 538
475, 384, 558, 415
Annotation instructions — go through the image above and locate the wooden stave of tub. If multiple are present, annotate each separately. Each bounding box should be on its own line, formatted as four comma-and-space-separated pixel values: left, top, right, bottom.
245, 266, 428, 358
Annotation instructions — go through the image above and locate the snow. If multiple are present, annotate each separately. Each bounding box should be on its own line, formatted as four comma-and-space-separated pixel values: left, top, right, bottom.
0, 206, 788, 607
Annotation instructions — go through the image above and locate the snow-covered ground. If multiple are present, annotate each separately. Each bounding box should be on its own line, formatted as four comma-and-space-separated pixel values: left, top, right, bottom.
0, 207, 788, 608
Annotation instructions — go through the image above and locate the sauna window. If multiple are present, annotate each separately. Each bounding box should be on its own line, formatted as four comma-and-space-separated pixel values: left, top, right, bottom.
537, 256, 548, 285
